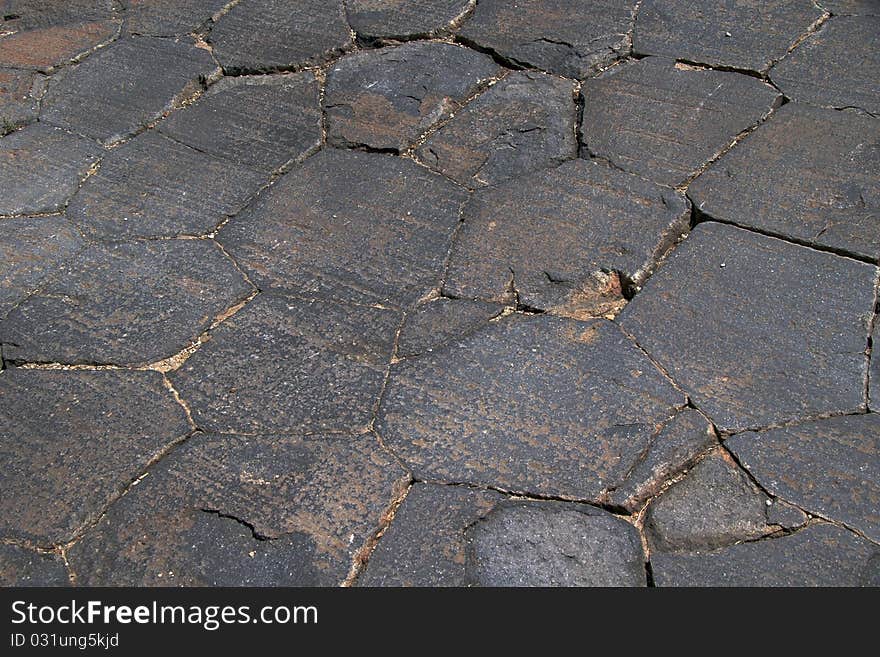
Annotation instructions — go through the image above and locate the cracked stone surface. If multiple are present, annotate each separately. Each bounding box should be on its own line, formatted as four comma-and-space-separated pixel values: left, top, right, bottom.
396, 298, 502, 358
872, 320, 880, 410
0, 68, 45, 130
345, 0, 472, 39
121, 0, 229, 36
0, 545, 69, 586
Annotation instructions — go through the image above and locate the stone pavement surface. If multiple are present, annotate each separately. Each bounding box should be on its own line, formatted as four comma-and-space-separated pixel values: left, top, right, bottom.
0, 1, 878, 588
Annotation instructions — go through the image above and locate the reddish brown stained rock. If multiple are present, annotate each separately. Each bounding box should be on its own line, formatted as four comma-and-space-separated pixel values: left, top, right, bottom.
0, 545, 70, 586
396, 298, 502, 358
346, 0, 473, 39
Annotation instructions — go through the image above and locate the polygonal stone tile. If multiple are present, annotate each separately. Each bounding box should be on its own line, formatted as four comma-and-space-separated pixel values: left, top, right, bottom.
0, 216, 85, 316
0, 124, 101, 215
396, 298, 502, 358
122, 0, 229, 36
633, 0, 826, 73
0, 68, 46, 130
652, 523, 880, 586
0, 545, 70, 586
0, 369, 190, 544
209, 0, 351, 73
377, 314, 685, 499
619, 222, 876, 433
415, 71, 577, 188
444, 159, 690, 310
688, 103, 880, 262
325, 42, 498, 152
581, 57, 781, 187
0, 240, 252, 366
346, 0, 472, 39
68, 432, 408, 586
770, 16, 879, 115
218, 149, 467, 308
459, 0, 635, 78
820, 0, 880, 14
158, 72, 321, 172
728, 413, 880, 543
644, 450, 772, 552
0, 0, 119, 70
170, 294, 399, 434
41, 36, 217, 145
68, 131, 265, 239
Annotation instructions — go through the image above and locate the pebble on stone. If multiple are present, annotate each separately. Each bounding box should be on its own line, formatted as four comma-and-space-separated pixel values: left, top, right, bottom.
68, 432, 409, 586
652, 523, 880, 586
459, 0, 635, 79
619, 222, 876, 433
581, 57, 781, 187
0, 68, 45, 130
346, 0, 472, 39
727, 413, 880, 543
415, 71, 577, 188
688, 103, 880, 262
444, 159, 690, 310
218, 149, 468, 308
325, 42, 499, 152
770, 16, 879, 116
377, 314, 685, 499
396, 298, 502, 358
633, 0, 826, 73
0, 240, 252, 366
0, 545, 70, 586
0, 369, 190, 544
122, 0, 229, 36
209, 0, 351, 73
158, 72, 322, 173
169, 294, 399, 434
0, 123, 101, 215
40, 36, 217, 145
68, 131, 265, 239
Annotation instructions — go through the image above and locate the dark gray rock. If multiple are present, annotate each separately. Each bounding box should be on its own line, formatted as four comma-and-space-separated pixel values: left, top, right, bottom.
377, 314, 685, 499
346, 0, 472, 39
766, 499, 809, 528
415, 71, 577, 188
218, 149, 467, 308
444, 159, 690, 310
169, 294, 399, 434
619, 222, 876, 433
633, 0, 826, 73
652, 523, 880, 586
397, 298, 502, 358
873, 320, 880, 410
122, 0, 228, 36
68, 131, 265, 239
41, 36, 217, 145
210, 0, 351, 73
0, 545, 70, 586
0, 68, 45, 130
159, 72, 321, 172
459, 0, 635, 78
727, 414, 880, 542
770, 16, 879, 115
0, 369, 190, 544
0, 123, 101, 215
68, 432, 408, 586
688, 103, 880, 262
325, 42, 499, 152
581, 57, 781, 187
818, 0, 880, 15
0, 240, 252, 365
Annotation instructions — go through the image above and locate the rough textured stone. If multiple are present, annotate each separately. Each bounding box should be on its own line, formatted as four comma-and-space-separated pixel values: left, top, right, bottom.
378, 314, 685, 499
873, 320, 880, 410
689, 103, 880, 262
210, 0, 351, 73
159, 72, 321, 172
819, 0, 880, 15
459, 0, 634, 78
0, 124, 101, 215
68, 131, 265, 239
346, 0, 471, 38
770, 16, 879, 115
766, 499, 809, 528
0, 369, 190, 544
728, 414, 880, 542
170, 294, 398, 434
415, 71, 577, 188
41, 36, 216, 145
619, 222, 876, 433
69, 432, 408, 586
219, 149, 467, 308
644, 450, 772, 551
0, 240, 252, 365
444, 159, 690, 310
0, 545, 70, 586
325, 42, 498, 152
633, 0, 825, 73
0, 68, 45, 130
0, 216, 84, 316
123, 0, 228, 36
608, 409, 717, 512
652, 523, 880, 586
581, 57, 781, 187
396, 298, 502, 358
